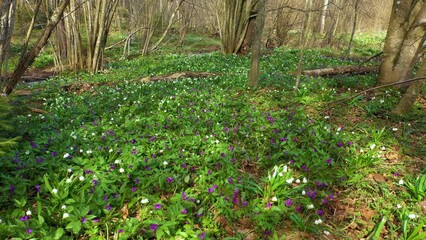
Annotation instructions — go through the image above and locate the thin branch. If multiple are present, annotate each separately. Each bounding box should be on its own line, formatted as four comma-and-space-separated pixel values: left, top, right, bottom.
328, 76, 426, 105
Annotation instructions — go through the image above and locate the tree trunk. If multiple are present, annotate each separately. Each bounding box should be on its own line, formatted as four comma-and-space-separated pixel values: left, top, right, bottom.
320, 0, 329, 35
216, 0, 257, 54
295, 0, 312, 89
1, 0, 70, 96
393, 54, 426, 114
378, 1, 426, 85
346, 0, 359, 57
0, 0, 16, 83
248, 0, 265, 88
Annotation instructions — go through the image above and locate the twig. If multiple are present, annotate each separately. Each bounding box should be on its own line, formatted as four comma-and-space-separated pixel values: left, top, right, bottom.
328, 76, 426, 106
358, 51, 382, 67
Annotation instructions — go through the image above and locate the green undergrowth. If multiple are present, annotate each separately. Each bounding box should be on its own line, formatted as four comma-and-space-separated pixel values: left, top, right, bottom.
1, 40, 425, 239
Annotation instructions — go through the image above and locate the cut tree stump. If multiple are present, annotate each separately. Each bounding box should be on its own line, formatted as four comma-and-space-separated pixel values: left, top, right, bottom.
301, 65, 379, 77
138, 71, 219, 83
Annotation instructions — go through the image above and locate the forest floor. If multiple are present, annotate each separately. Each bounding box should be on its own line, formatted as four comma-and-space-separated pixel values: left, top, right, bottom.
1, 34, 426, 239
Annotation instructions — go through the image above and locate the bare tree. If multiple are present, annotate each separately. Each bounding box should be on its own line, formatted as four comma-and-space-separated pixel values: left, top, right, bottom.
0, 0, 16, 83
248, 0, 265, 87
378, 0, 426, 85
1, 0, 70, 96
216, 0, 258, 54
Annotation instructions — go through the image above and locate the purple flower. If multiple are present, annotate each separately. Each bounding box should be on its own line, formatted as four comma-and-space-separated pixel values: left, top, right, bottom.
167, 177, 174, 183
242, 201, 247, 207
106, 205, 111, 210
182, 192, 188, 200
285, 198, 293, 207
82, 218, 87, 223
266, 202, 272, 208
326, 158, 332, 165
154, 204, 162, 210
199, 232, 206, 239
92, 180, 98, 186
220, 153, 226, 158
131, 187, 137, 192
27, 228, 32, 235
118, 229, 124, 233
151, 224, 158, 232
35, 185, 40, 192
9, 185, 15, 195
296, 205, 301, 212
20, 215, 30, 221
317, 209, 324, 216
103, 195, 108, 201
132, 149, 137, 154
51, 151, 58, 157
93, 219, 100, 223
30, 141, 38, 148
181, 208, 187, 214
265, 229, 271, 235
135, 178, 140, 184
337, 142, 344, 148
228, 178, 233, 184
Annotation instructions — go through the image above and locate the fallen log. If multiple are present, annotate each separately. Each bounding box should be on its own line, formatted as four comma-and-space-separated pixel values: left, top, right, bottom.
301, 65, 379, 77
138, 71, 219, 83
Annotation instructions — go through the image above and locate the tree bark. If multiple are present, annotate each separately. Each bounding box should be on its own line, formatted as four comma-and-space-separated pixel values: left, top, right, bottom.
378, 0, 426, 85
216, 0, 257, 54
320, 0, 329, 34
393, 55, 426, 114
0, 0, 16, 82
1, 0, 70, 96
248, 0, 265, 88
295, 0, 312, 89
301, 65, 379, 77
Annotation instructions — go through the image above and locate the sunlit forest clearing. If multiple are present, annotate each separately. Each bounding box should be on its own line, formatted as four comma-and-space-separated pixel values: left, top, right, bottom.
0, 0, 425, 239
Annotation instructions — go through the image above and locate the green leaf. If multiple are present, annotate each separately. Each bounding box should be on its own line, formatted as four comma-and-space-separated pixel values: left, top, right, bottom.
66, 221, 82, 234
54, 228, 65, 239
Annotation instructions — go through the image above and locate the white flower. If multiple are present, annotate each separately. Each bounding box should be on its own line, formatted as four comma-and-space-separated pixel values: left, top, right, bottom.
66, 178, 72, 183
302, 190, 306, 195
52, 188, 58, 194
163, 161, 168, 166
63, 213, 70, 219
370, 144, 376, 150
380, 99, 385, 104
141, 198, 149, 204
79, 176, 85, 181
63, 153, 70, 159
397, 204, 402, 209
67, 168, 73, 173
324, 116, 330, 119
278, 172, 283, 177
307, 204, 314, 209
286, 178, 294, 184
61, 205, 67, 209
0, 218, 2, 223
271, 197, 278, 202
196, 200, 200, 204
109, 149, 113, 153
79, 149, 83, 153
381, 146, 386, 151
324, 230, 330, 235
114, 159, 121, 164
26, 210, 32, 216
119, 168, 124, 173
408, 213, 417, 219
392, 128, 398, 131
360, 149, 364, 153
86, 150, 92, 154
337, 127, 342, 131
398, 179, 404, 185
25, 151, 30, 155
314, 219, 323, 225
302, 177, 308, 183
295, 179, 301, 184
283, 165, 288, 172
